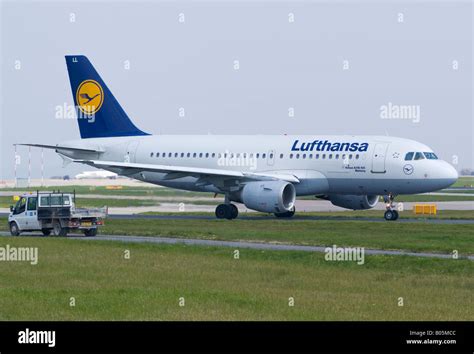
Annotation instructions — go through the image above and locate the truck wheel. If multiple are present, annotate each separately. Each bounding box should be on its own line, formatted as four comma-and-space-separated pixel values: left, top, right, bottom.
9, 222, 20, 236
84, 228, 97, 237
41, 229, 51, 236
52, 220, 68, 236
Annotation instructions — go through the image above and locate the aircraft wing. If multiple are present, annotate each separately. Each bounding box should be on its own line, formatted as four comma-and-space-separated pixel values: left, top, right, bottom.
73, 159, 300, 184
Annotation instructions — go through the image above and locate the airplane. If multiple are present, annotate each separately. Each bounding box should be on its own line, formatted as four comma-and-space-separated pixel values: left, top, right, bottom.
75, 170, 118, 179
18, 55, 458, 220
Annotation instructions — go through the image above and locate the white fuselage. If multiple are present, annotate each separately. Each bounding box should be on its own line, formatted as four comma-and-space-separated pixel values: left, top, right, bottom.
58, 134, 458, 197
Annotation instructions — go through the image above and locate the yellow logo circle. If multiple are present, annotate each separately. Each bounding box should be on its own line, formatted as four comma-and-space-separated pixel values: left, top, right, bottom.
76, 80, 104, 115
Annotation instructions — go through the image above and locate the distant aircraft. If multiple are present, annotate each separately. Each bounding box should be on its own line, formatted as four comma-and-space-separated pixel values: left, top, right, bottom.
75, 170, 118, 179
18, 56, 458, 220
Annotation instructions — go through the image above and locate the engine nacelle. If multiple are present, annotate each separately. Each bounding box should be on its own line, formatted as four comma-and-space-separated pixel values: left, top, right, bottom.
241, 181, 296, 213
329, 194, 379, 210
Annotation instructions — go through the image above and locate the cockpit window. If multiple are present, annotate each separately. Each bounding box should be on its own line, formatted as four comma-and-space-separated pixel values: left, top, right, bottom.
414, 152, 425, 160
404, 152, 414, 161
423, 152, 438, 160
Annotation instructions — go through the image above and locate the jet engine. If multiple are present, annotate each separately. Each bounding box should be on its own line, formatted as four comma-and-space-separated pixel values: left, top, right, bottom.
329, 194, 379, 210
240, 181, 296, 213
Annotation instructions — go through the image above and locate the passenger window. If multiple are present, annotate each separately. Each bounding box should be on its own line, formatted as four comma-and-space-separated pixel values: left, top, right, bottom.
262, 153, 266, 159
280, 154, 284, 159
405, 152, 414, 161
212, 153, 215, 158
27, 197, 37, 211
156, 153, 160, 158
289, 154, 293, 159
316, 154, 319, 159
150, 152, 154, 157
414, 152, 425, 160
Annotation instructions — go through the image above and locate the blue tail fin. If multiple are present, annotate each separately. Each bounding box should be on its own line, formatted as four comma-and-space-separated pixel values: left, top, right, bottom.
65, 55, 148, 139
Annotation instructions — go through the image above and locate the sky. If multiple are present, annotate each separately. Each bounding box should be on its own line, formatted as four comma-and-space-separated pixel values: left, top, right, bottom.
0, 0, 472, 180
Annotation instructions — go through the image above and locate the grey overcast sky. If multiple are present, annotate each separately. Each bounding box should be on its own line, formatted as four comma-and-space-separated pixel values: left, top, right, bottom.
0, 0, 472, 179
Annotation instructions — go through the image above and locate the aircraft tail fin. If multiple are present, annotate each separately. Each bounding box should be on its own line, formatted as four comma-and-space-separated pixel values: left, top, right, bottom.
65, 55, 148, 139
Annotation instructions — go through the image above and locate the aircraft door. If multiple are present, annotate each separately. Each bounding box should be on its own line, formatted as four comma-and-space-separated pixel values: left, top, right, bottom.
125, 141, 140, 163
267, 150, 275, 166
371, 143, 389, 173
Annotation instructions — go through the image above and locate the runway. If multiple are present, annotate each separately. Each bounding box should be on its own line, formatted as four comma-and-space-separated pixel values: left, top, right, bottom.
0, 212, 473, 223
1, 232, 471, 260
106, 213, 474, 224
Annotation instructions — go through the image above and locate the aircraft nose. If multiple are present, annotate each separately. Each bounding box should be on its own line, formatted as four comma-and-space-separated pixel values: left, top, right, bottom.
442, 162, 458, 187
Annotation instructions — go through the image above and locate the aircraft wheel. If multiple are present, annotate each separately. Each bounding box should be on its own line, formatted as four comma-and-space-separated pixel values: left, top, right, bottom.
229, 204, 239, 219
41, 229, 51, 236
275, 206, 296, 218
215, 204, 229, 219
384, 210, 396, 221
392, 210, 399, 220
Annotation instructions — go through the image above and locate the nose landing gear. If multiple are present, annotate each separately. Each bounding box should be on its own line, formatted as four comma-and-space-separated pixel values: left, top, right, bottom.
383, 193, 399, 221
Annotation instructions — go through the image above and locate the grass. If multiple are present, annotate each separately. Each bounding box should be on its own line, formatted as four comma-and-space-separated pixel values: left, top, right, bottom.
452, 176, 474, 187
395, 194, 474, 202
0, 185, 208, 198
0, 237, 472, 320
3, 182, 474, 202
0, 196, 160, 209
98, 219, 474, 255
137, 209, 474, 220
2, 215, 470, 255
437, 190, 474, 194
300, 194, 474, 202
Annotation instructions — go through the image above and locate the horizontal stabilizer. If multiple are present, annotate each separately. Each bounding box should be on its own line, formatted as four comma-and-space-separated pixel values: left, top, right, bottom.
15, 143, 103, 153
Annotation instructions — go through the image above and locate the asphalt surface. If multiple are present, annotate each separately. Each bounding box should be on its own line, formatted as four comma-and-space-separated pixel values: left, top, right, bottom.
105, 214, 474, 224
1, 212, 473, 223
1, 232, 471, 260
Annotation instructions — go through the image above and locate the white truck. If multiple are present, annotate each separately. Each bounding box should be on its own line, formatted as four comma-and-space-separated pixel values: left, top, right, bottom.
8, 192, 107, 237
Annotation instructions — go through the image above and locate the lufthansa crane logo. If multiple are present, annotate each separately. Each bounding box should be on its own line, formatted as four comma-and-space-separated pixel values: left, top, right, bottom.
403, 164, 414, 175
76, 80, 104, 115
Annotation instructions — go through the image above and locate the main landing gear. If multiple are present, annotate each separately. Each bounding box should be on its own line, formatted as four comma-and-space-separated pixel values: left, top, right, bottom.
215, 203, 238, 220
215, 194, 238, 220
383, 193, 399, 221
274, 206, 296, 218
